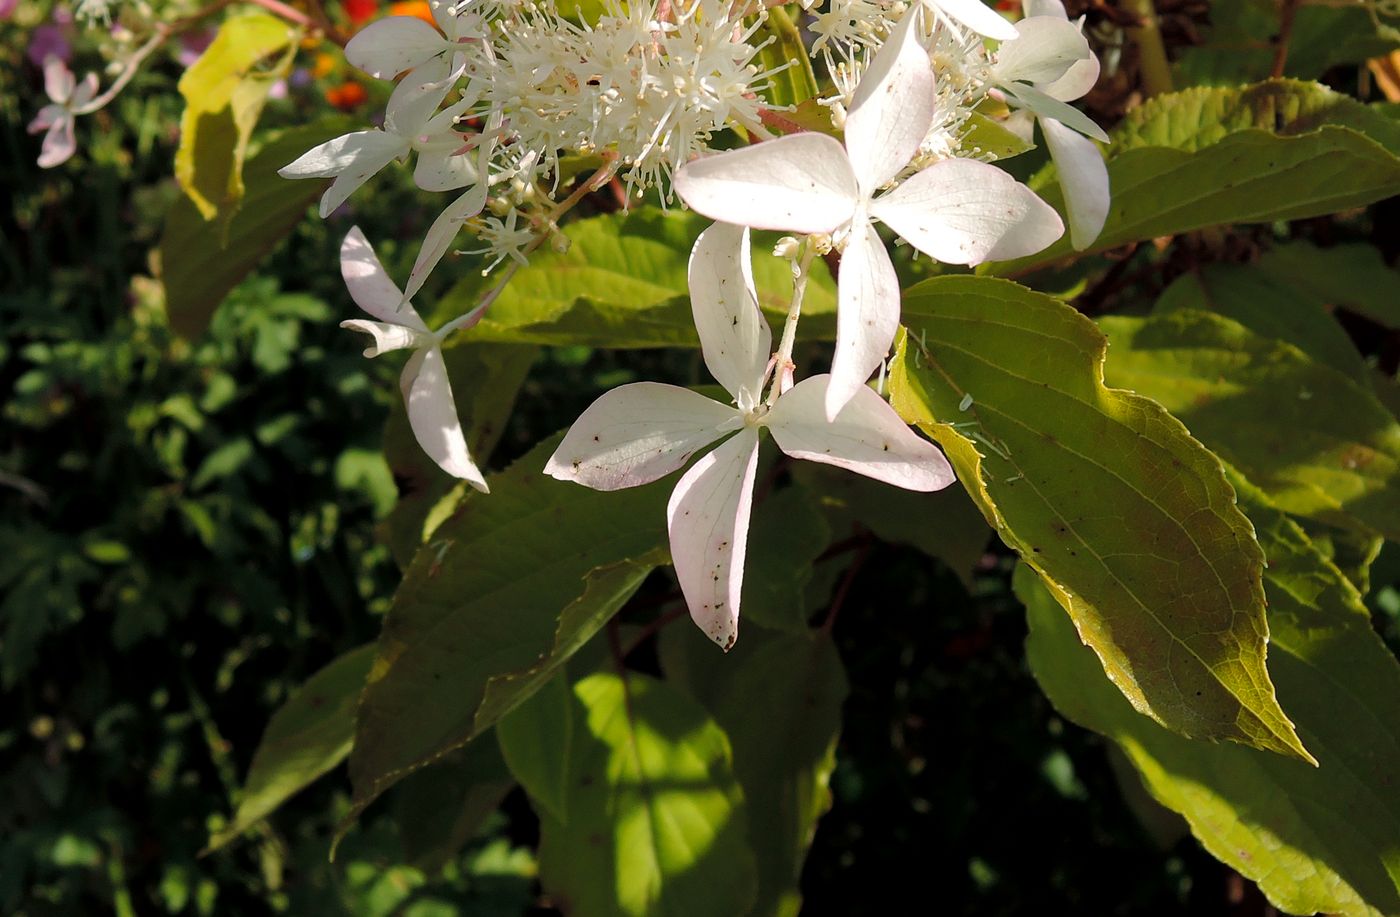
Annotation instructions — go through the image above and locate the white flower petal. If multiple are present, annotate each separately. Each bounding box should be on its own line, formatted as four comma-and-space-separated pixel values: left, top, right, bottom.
37, 116, 76, 168
280, 130, 406, 181
768, 375, 956, 491
544, 382, 739, 491
402, 180, 487, 302
845, 5, 934, 196
413, 135, 477, 191
1003, 82, 1109, 142
383, 55, 455, 135
341, 318, 424, 356
666, 427, 760, 652
340, 227, 428, 329
1041, 54, 1099, 102
28, 103, 63, 134
870, 158, 1063, 265
72, 73, 99, 109
403, 346, 489, 491
925, 0, 1017, 40
42, 55, 74, 103
687, 222, 771, 408
345, 16, 447, 79
994, 16, 1090, 87
1042, 117, 1109, 250
673, 133, 859, 234
316, 136, 407, 217
1022, 0, 1067, 18
827, 217, 901, 422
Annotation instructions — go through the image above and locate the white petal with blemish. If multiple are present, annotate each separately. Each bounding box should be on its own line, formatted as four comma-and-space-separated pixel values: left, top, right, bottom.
666, 427, 760, 652
827, 217, 901, 421
769, 376, 956, 491
673, 133, 859, 235
345, 16, 447, 79
844, 5, 934, 198
544, 383, 739, 491
687, 223, 770, 409
871, 158, 1063, 265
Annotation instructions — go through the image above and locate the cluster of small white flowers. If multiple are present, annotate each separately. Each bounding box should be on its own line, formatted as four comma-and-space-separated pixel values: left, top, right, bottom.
276, 0, 1114, 649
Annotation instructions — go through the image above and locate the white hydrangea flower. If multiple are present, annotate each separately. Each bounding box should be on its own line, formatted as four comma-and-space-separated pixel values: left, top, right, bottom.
993, 0, 1110, 248
28, 56, 98, 169
345, 0, 483, 82
279, 58, 479, 217
675, 6, 1062, 421
339, 227, 490, 491
545, 223, 954, 650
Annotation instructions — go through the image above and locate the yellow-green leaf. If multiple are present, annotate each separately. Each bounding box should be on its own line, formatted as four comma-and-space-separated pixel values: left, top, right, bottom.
888, 275, 1311, 763
175, 13, 298, 224
1023, 473, 1400, 916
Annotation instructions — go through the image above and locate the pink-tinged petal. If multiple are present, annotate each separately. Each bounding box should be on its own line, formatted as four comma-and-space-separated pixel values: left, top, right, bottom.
769, 375, 956, 491
1002, 81, 1108, 142
870, 158, 1063, 265
340, 318, 424, 356
37, 117, 76, 168
28, 103, 63, 133
402, 346, 489, 491
544, 382, 739, 491
1041, 54, 1099, 101
674, 133, 859, 234
383, 55, 455, 135
827, 217, 901, 421
401, 179, 487, 302
340, 227, 428, 329
924, 0, 1017, 40
687, 222, 771, 408
993, 16, 1090, 87
845, 5, 934, 197
42, 54, 74, 103
345, 16, 446, 79
71, 72, 99, 108
1042, 118, 1109, 250
666, 427, 760, 652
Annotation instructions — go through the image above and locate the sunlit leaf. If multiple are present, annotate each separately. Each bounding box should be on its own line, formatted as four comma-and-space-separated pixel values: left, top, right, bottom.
1023, 473, 1400, 916
888, 275, 1311, 762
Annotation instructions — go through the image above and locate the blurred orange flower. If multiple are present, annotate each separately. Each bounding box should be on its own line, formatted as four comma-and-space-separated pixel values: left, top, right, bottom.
325, 81, 369, 110
388, 1, 435, 25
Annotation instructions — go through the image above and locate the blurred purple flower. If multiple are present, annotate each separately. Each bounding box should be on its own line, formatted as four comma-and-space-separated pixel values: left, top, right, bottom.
28, 24, 72, 67
0, 0, 20, 21
177, 29, 215, 67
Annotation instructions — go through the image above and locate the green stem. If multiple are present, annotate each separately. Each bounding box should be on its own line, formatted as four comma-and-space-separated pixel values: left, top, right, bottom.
1124, 0, 1173, 98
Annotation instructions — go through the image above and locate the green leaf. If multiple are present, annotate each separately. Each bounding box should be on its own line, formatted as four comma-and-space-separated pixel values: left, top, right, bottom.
959, 111, 1035, 162
661, 627, 847, 917
740, 485, 832, 633
887, 275, 1311, 762
793, 463, 991, 589
496, 673, 573, 824
391, 737, 515, 874
437, 210, 836, 347
537, 671, 758, 917
1154, 265, 1367, 381
1022, 474, 1400, 917
755, 6, 818, 108
160, 119, 352, 338
1099, 309, 1400, 540
206, 644, 374, 852
998, 81, 1400, 275
174, 13, 298, 224
379, 342, 539, 568
1175, 0, 1400, 85
1256, 240, 1400, 332
345, 435, 671, 829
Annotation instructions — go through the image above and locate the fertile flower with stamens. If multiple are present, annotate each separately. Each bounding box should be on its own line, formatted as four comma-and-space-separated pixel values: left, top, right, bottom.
544, 222, 954, 650
339, 227, 490, 492
674, 6, 1062, 422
